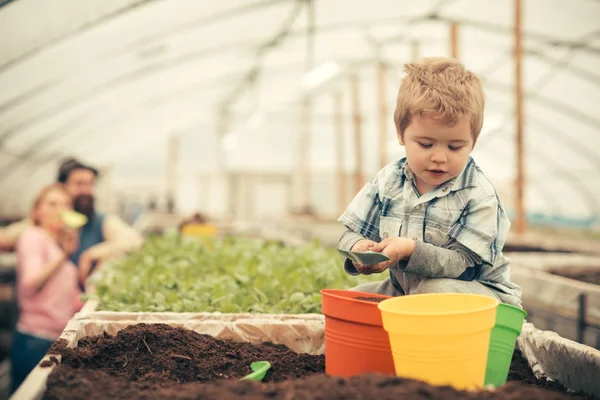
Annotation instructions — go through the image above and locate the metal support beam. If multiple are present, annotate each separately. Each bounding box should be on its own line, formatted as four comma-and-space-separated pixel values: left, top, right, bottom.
377, 62, 389, 170
351, 74, 364, 193
334, 91, 347, 215
299, 96, 312, 212
450, 22, 459, 59
514, 0, 526, 234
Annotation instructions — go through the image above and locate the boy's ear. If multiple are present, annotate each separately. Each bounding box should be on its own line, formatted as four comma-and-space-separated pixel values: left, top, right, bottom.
396, 125, 405, 146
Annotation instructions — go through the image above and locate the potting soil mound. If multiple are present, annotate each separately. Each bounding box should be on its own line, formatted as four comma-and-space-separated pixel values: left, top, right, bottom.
43, 324, 593, 400
47, 323, 323, 384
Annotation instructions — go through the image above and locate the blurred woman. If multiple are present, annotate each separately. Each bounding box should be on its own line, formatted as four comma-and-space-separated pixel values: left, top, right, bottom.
10, 184, 84, 394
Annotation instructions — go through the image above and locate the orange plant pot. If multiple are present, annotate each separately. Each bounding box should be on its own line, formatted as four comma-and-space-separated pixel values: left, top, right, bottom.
320, 289, 396, 377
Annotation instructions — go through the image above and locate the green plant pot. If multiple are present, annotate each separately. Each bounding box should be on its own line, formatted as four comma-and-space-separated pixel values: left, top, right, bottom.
484, 303, 527, 387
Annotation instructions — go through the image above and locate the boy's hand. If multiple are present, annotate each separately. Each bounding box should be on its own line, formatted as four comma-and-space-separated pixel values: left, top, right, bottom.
351, 239, 377, 253
366, 237, 416, 273
350, 239, 378, 275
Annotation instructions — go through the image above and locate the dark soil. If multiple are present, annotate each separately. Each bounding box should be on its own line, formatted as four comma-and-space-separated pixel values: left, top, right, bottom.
43, 324, 594, 400
355, 296, 387, 303
548, 267, 600, 285
47, 324, 323, 385
509, 349, 588, 396
48, 338, 69, 354
40, 356, 59, 368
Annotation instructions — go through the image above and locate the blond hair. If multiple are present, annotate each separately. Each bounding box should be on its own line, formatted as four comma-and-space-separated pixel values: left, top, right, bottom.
393, 57, 485, 144
30, 183, 71, 225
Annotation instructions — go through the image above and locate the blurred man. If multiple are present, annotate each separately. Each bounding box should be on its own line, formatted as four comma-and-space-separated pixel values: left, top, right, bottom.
0, 158, 143, 283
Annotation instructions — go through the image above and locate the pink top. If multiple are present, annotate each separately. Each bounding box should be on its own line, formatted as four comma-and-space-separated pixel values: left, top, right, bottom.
16, 226, 83, 340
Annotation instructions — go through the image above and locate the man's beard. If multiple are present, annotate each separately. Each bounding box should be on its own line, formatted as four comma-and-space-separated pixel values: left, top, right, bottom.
73, 194, 95, 220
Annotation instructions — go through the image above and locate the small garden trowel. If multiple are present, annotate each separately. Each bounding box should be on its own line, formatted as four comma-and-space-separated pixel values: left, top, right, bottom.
239, 361, 271, 381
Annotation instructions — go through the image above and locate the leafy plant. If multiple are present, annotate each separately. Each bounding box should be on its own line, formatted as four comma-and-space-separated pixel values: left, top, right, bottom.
92, 234, 382, 314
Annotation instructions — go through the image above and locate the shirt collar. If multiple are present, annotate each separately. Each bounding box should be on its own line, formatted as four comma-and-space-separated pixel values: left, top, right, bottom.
448, 157, 478, 192
397, 156, 478, 193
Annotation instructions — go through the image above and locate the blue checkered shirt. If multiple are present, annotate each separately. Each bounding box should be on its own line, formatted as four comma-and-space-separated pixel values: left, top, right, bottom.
338, 157, 522, 305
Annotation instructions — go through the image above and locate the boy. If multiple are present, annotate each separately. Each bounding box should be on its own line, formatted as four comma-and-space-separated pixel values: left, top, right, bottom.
338, 57, 522, 307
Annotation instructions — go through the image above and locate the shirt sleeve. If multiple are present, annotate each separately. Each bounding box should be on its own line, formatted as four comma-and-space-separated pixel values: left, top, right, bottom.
447, 195, 509, 266
337, 176, 382, 242
83, 214, 144, 262
403, 239, 482, 280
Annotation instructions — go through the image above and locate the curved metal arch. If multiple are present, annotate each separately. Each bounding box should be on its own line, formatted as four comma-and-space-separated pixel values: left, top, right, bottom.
477, 112, 600, 172
220, 0, 304, 109
2, 103, 597, 220
0, 15, 425, 115
0, 49, 598, 156
3, 44, 597, 154
478, 146, 564, 216
483, 79, 600, 132
485, 129, 600, 217
0, 110, 582, 219
3, 0, 598, 78
0, 75, 238, 180
0, 114, 212, 188
0, 60, 313, 181
0, 0, 160, 72
3, 3, 599, 130
0, 40, 257, 145
0, 0, 287, 73
0, 39, 257, 116
474, 107, 600, 219
383, 56, 600, 137
416, 15, 600, 56
525, 49, 600, 89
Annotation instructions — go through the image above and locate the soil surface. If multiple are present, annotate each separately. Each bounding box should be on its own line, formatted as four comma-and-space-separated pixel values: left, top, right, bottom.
549, 267, 600, 285
43, 324, 594, 400
46, 324, 322, 385
355, 296, 387, 303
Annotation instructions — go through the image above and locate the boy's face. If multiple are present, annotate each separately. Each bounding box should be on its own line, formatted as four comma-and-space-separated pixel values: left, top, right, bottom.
399, 114, 474, 194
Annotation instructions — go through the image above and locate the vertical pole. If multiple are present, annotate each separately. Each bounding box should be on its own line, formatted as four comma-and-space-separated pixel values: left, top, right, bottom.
577, 293, 586, 344
351, 74, 364, 193
450, 22, 459, 60
334, 91, 347, 215
217, 108, 234, 219
300, 97, 311, 213
299, 0, 315, 215
378, 62, 388, 170
515, 0, 526, 233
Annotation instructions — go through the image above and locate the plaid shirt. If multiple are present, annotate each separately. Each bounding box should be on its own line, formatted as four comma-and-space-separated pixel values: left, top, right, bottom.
338, 157, 522, 304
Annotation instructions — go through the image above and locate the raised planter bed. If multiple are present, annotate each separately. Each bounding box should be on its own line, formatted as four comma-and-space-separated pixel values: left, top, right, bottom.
510, 253, 600, 348
11, 314, 600, 400
548, 266, 600, 286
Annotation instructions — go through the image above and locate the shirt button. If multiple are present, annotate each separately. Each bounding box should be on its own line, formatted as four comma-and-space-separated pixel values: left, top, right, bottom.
442, 186, 449, 192
415, 204, 422, 210
382, 232, 389, 238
